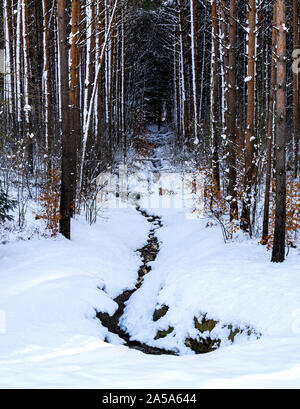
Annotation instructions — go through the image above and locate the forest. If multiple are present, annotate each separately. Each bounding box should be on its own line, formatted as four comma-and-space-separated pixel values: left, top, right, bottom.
0, 0, 299, 390
0, 0, 299, 259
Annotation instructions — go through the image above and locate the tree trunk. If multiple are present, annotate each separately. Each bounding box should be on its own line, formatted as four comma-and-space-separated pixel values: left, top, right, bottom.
262, 2, 277, 245
271, 0, 287, 263
22, 0, 33, 173
42, 0, 52, 156
211, 0, 220, 190
241, 0, 256, 235
227, 0, 238, 220
293, 0, 299, 178
58, 0, 77, 239
190, 0, 198, 142
178, 0, 188, 143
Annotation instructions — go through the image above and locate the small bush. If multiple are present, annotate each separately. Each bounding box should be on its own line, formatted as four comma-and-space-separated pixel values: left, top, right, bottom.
35, 167, 61, 237
0, 182, 17, 223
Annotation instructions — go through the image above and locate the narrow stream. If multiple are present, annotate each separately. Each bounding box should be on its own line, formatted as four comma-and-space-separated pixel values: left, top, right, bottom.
97, 207, 177, 355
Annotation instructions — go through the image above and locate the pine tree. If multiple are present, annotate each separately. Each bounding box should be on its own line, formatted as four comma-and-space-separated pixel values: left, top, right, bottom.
241, 0, 257, 235
271, 0, 287, 263
58, 0, 77, 240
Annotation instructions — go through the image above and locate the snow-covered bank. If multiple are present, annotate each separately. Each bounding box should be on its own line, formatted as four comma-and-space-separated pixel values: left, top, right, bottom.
121, 125, 300, 357
0, 209, 149, 370
121, 208, 300, 354
1, 334, 300, 388
0, 204, 299, 388
1, 124, 300, 388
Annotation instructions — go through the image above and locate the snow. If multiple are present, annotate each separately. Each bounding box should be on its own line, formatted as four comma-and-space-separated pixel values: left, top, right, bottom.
0, 204, 299, 388
23, 104, 31, 112
122, 207, 300, 350
0, 126, 299, 388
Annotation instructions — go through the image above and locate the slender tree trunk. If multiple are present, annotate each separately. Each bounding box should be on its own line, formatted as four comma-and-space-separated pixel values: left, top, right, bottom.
69, 0, 81, 193
227, 0, 238, 220
262, 2, 277, 244
190, 0, 198, 142
83, 0, 92, 160
211, 0, 220, 190
96, 0, 103, 162
173, 21, 179, 144
42, 0, 51, 155
3, 0, 14, 120
199, 9, 207, 124
121, 8, 126, 158
241, 0, 256, 235
271, 0, 287, 263
178, 0, 188, 143
16, 0, 22, 127
22, 0, 33, 173
58, 0, 77, 239
293, 0, 299, 178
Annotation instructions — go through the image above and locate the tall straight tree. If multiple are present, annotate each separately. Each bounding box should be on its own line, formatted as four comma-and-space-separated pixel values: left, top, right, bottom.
121, 7, 126, 154
58, 0, 77, 239
190, 0, 198, 142
210, 0, 220, 190
292, 0, 299, 178
3, 0, 14, 121
226, 0, 238, 220
241, 0, 257, 235
69, 0, 81, 187
22, 0, 33, 173
271, 0, 287, 263
262, 1, 277, 245
178, 0, 188, 142
42, 0, 51, 154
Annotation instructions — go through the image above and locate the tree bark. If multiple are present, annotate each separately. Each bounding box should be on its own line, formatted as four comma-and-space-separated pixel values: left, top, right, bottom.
227, 0, 238, 220
293, 0, 299, 178
262, 2, 277, 245
190, 0, 198, 142
241, 0, 256, 235
211, 0, 220, 190
178, 0, 188, 143
271, 0, 287, 263
58, 0, 77, 239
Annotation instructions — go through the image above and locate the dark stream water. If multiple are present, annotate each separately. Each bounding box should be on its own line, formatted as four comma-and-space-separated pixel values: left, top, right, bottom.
97, 207, 177, 356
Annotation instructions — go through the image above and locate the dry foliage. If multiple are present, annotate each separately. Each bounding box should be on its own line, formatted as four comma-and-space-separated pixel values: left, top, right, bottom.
36, 167, 61, 236
263, 178, 300, 251
132, 136, 157, 160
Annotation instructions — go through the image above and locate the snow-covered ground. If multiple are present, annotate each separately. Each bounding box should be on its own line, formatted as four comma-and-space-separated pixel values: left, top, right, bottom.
0, 126, 299, 388
0, 204, 299, 388
121, 208, 300, 352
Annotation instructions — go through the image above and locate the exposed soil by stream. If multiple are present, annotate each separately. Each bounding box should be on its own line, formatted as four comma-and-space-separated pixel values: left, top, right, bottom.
97, 207, 177, 355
